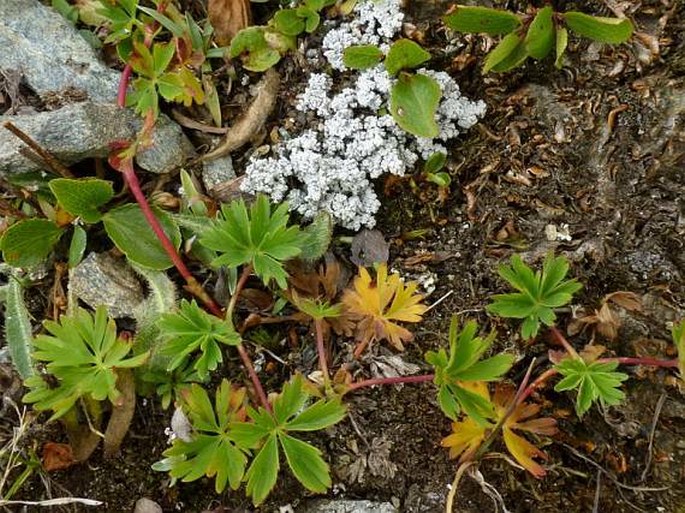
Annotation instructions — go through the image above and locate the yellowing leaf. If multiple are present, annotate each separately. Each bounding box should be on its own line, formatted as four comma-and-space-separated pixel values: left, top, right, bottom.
342, 264, 427, 356
441, 418, 486, 461
495, 386, 557, 478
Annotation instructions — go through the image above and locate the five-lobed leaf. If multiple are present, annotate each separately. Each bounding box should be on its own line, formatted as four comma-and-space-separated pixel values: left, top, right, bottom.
487, 254, 582, 339
200, 195, 302, 289
342, 263, 428, 355
554, 358, 628, 416
158, 299, 241, 380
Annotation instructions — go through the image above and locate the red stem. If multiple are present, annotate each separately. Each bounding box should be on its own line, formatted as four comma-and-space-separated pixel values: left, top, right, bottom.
117, 65, 132, 108
347, 374, 434, 392
549, 326, 580, 359
314, 319, 330, 389
236, 344, 271, 413
600, 357, 678, 368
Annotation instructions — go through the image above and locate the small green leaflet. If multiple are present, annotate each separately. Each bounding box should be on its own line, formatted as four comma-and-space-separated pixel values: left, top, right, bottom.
554, 358, 628, 416
483, 32, 521, 73
443, 6, 522, 35
390, 73, 441, 138
49, 178, 114, 223
524, 6, 554, 60
68, 226, 87, 268
230, 27, 283, 72
487, 253, 582, 340
343, 45, 384, 70
158, 299, 241, 379
562, 11, 633, 44
426, 317, 514, 425
5, 276, 34, 379
0, 219, 64, 268
385, 39, 431, 76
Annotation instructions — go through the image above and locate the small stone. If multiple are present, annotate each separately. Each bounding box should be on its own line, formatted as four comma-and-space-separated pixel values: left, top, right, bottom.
69, 253, 144, 319
299, 500, 397, 513
133, 498, 162, 513
202, 154, 236, 191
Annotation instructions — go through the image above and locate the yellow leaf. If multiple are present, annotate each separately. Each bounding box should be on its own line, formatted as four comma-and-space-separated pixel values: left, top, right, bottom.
441, 418, 486, 461
342, 264, 428, 356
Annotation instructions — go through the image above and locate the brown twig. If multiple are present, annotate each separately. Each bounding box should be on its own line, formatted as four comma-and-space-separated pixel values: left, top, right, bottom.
346, 374, 434, 392
2, 121, 75, 178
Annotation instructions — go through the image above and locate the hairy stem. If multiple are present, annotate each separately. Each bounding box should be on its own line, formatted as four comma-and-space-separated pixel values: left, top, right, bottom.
347, 374, 434, 392
314, 319, 330, 389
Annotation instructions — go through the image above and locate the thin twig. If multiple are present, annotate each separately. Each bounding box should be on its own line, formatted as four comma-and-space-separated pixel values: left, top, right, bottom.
314, 318, 331, 389
347, 374, 435, 392
445, 461, 476, 513
2, 121, 75, 178
426, 290, 454, 313
640, 393, 667, 482
592, 470, 602, 513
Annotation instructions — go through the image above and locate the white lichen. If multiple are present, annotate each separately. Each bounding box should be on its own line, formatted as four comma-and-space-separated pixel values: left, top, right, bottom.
241, 0, 487, 230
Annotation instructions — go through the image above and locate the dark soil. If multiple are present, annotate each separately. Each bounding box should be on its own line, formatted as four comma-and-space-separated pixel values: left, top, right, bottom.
2, 0, 684, 511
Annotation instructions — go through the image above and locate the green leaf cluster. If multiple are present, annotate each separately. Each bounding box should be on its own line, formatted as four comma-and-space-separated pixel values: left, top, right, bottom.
158, 299, 241, 379
200, 194, 302, 289
231, 375, 347, 505
426, 317, 514, 425
343, 39, 440, 138
156, 376, 346, 504
444, 5, 634, 73
487, 254, 582, 340
230, 0, 332, 71
554, 358, 628, 416
23, 306, 149, 420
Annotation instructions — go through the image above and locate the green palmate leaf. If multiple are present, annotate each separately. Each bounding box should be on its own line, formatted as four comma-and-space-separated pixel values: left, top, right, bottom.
554, 358, 628, 416
157, 381, 250, 492
49, 178, 114, 223
0, 219, 64, 268
273, 9, 305, 36
343, 44, 384, 70
5, 277, 34, 379
200, 195, 302, 289
671, 320, 685, 380
426, 317, 514, 425
524, 6, 555, 60
444, 6, 522, 35
158, 299, 241, 379
23, 306, 148, 420
102, 204, 181, 270
68, 226, 87, 268
390, 73, 441, 138
563, 12, 633, 44
555, 26, 569, 68
487, 253, 582, 339
483, 32, 521, 73
385, 39, 431, 76
279, 433, 331, 492
232, 375, 346, 505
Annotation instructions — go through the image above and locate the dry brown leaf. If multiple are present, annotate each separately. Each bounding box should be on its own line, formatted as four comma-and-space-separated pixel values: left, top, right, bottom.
605, 291, 642, 311
208, 0, 252, 46
42, 442, 75, 471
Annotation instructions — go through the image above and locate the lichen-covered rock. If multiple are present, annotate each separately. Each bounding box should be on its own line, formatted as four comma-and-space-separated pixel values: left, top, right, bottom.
69, 252, 144, 319
0, 0, 118, 102
0, 103, 195, 176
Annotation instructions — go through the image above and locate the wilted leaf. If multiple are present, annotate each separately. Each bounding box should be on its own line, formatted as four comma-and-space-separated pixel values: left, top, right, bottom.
209, 0, 252, 45
42, 442, 76, 471
342, 264, 428, 355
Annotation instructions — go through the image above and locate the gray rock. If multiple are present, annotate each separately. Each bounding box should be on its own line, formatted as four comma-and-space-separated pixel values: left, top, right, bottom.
69, 252, 145, 319
132, 498, 163, 513
0, 102, 195, 176
299, 500, 397, 513
0, 0, 118, 103
202, 154, 235, 191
